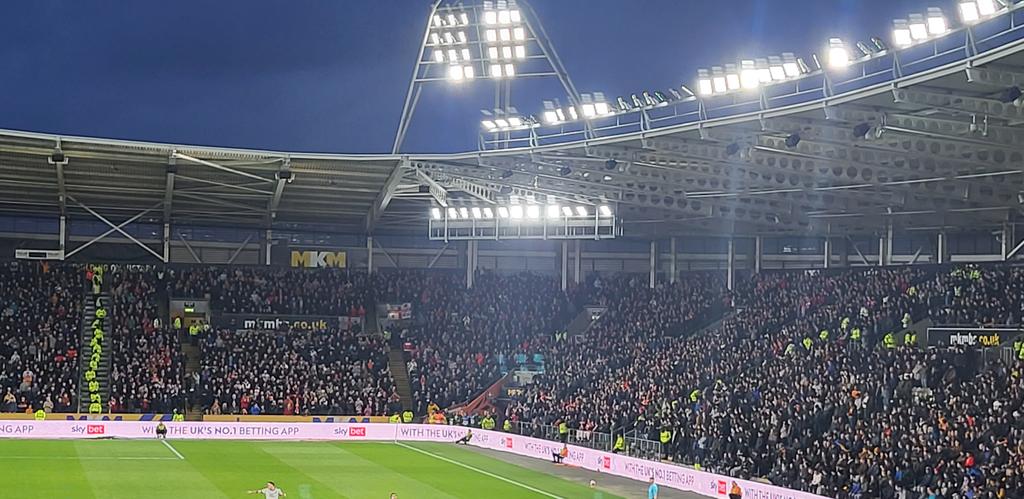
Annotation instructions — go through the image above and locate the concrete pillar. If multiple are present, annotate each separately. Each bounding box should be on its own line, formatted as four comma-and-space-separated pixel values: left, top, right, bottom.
649, 240, 656, 289
560, 241, 568, 291
367, 235, 374, 274
754, 235, 762, 274
727, 238, 735, 290
670, 237, 678, 284
574, 240, 582, 284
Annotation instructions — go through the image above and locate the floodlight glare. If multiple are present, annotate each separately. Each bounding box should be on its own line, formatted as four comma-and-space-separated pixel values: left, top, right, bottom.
481, 120, 496, 130
486, 29, 497, 42
433, 15, 443, 27
908, 14, 928, 40
756, 59, 772, 83
575, 206, 588, 217
740, 60, 760, 89
498, 206, 510, 218
431, 207, 442, 220
543, 110, 559, 124
500, 29, 511, 42
959, 1, 981, 22
502, 46, 513, 59
697, 69, 714, 95
484, 10, 498, 24
505, 64, 515, 77
471, 207, 482, 219
768, 57, 786, 80
827, 38, 850, 69
511, 205, 525, 219
508, 116, 523, 127
490, 64, 503, 77
893, 19, 913, 47
499, 10, 511, 24
978, 0, 999, 16
725, 64, 740, 90
927, 8, 948, 35
712, 76, 727, 94
483, 207, 494, 218
459, 207, 469, 218
510, 9, 521, 23
513, 27, 526, 41
526, 205, 541, 219
449, 65, 464, 80
599, 205, 612, 217
582, 103, 596, 118
448, 207, 459, 219
515, 45, 526, 59
595, 102, 610, 115
433, 50, 445, 63
546, 205, 560, 218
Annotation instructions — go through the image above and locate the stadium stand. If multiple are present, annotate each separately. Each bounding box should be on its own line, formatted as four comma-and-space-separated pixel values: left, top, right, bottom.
0, 262, 82, 414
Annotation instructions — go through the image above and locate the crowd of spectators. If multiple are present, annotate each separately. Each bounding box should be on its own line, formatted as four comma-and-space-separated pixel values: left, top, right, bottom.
194, 328, 397, 416
108, 265, 185, 413
0, 261, 82, 414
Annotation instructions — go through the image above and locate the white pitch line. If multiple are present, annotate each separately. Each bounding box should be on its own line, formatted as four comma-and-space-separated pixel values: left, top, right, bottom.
161, 439, 185, 460
395, 442, 564, 499
0, 456, 177, 460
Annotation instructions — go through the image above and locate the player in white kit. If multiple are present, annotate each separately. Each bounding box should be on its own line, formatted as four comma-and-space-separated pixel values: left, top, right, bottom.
248, 481, 286, 498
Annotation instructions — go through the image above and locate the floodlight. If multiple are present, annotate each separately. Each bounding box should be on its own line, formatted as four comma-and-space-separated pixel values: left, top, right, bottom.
927, 8, 947, 35
498, 206, 510, 218
448, 207, 459, 219
471, 207, 482, 219
481, 120, 497, 130
582, 103, 596, 118
499, 10, 511, 24
555, 108, 566, 121
959, 1, 981, 23
756, 59, 772, 83
502, 46, 513, 59
768, 56, 786, 80
510, 9, 521, 23
725, 64, 740, 90
459, 207, 470, 218
740, 60, 760, 89
998, 86, 1022, 103
526, 205, 540, 219
464, 66, 475, 79
430, 33, 441, 45
494, 118, 509, 128
513, 27, 526, 41
448, 49, 459, 62
558, 206, 572, 217
460, 12, 469, 25
697, 69, 714, 95
871, 37, 888, 52
462, 48, 471, 60
575, 206, 588, 217
490, 64, 503, 77
447, 14, 457, 26
431, 208, 442, 220
595, 102, 610, 115
908, 14, 928, 40
449, 65, 464, 80
546, 205, 560, 218
508, 116, 522, 127
712, 75, 727, 94
974, 0, 999, 16
617, 96, 631, 110
433, 50, 445, 63
510, 206, 524, 220
566, 106, 578, 120
856, 42, 875, 56
457, 31, 468, 43
602, 174, 612, 182
484, 10, 497, 24
505, 64, 515, 76
445, 32, 456, 44
599, 205, 612, 217
785, 133, 801, 148
515, 45, 526, 59
679, 85, 695, 98
488, 47, 499, 59
482, 207, 494, 218
433, 15, 443, 27
543, 110, 559, 124
669, 88, 682, 100
827, 38, 850, 69
782, 53, 800, 77
486, 30, 497, 42
631, 94, 643, 108
557, 166, 572, 176
500, 29, 511, 42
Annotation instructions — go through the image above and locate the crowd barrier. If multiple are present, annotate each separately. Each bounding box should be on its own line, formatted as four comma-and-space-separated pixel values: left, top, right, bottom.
0, 421, 826, 499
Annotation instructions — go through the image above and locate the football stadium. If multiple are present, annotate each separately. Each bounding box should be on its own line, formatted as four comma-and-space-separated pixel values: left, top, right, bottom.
4, 1, 1024, 498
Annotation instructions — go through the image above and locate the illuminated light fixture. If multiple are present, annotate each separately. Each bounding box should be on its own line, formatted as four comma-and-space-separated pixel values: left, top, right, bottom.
484, 10, 497, 24
510, 9, 521, 23
460, 12, 469, 25
526, 205, 540, 219
594, 101, 610, 115
581, 103, 596, 118
513, 27, 526, 41
546, 205, 560, 218
481, 120, 497, 130
756, 58, 772, 83
497, 206, 510, 218
444, 32, 456, 44
927, 8, 948, 35
490, 64, 503, 77
482, 207, 494, 218
510, 205, 524, 219
679, 85, 695, 98
430, 33, 441, 45
575, 206, 588, 217
500, 28, 511, 42
448, 207, 459, 219
598, 205, 612, 217
502, 46, 513, 59
978, 0, 1000, 17
486, 29, 497, 42
783, 53, 801, 77
697, 69, 714, 96
448, 49, 459, 62
856, 41, 876, 56
433, 50, 445, 63
488, 46, 499, 59
631, 94, 643, 108
616, 96, 631, 111
433, 15, 443, 27
740, 60, 760, 89
712, 68, 727, 94
457, 31, 467, 43
507, 116, 522, 127
908, 14, 929, 40
768, 56, 786, 81
449, 65, 464, 81
471, 207, 482, 219
561, 206, 573, 216
498, 10, 511, 24
543, 110, 559, 124
431, 207, 442, 220
459, 207, 469, 218
505, 64, 515, 77
464, 66, 475, 79
827, 38, 850, 69
494, 118, 509, 128
893, 19, 913, 47
461, 48, 471, 60
566, 106, 578, 120
601, 174, 612, 182
642, 91, 656, 106
724, 64, 740, 90
555, 108, 566, 121
447, 13, 457, 26
515, 45, 526, 59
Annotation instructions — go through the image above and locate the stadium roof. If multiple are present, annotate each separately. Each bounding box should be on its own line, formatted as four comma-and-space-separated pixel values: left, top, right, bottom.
3, 8, 1024, 239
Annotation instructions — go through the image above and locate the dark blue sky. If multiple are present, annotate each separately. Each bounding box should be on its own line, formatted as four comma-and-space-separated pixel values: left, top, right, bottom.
0, 0, 941, 153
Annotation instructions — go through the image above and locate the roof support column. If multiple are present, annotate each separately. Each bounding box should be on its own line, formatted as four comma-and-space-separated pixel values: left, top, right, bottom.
937, 232, 947, 264
669, 237, 677, 285
465, 240, 477, 289
574, 240, 582, 285
265, 230, 272, 266
367, 236, 374, 274
649, 240, 656, 289
824, 237, 832, 269
886, 223, 894, 267
59, 215, 67, 255
727, 238, 735, 291
754, 236, 762, 274
560, 241, 568, 292
163, 223, 170, 263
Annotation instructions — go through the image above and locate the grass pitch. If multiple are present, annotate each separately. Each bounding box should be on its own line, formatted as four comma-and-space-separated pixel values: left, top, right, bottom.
0, 439, 625, 498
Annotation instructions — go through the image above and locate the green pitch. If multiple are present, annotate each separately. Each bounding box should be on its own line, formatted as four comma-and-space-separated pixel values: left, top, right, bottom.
0, 439, 625, 498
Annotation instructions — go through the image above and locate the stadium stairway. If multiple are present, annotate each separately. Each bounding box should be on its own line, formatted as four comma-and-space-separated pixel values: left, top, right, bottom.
78, 292, 111, 413
565, 305, 605, 337
388, 346, 414, 412
182, 335, 204, 420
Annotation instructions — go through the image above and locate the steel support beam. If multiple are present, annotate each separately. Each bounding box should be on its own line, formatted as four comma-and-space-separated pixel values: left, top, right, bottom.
824, 237, 832, 269
427, 243, 449, 269
163, 223, 170, 262
937, 232, 948, 264
669, 237, 677, 284
226, 234, 254, 265
574, 240, 582, 284
59, 215, 67, 254
172, 152, 274, 184
177, 232, 202, 263
164, 154, 176, 222
727, 238, 735, 291
374, 238, 399, 269
367, 236, 374, 274
754, 235, 762, 274
367, 160, 409, 233
649, 240, 656, 289
268, 160, 290, 223
65, 199, 165, 261
265, 229, 272, 266
561, 241, 568, 291
893, 88, 1024, 123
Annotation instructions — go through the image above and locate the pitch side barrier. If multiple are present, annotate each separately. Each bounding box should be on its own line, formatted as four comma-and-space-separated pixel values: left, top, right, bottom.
0, 421, 825, 499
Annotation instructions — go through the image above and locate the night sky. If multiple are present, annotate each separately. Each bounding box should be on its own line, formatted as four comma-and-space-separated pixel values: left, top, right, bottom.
0, 0, 949, 153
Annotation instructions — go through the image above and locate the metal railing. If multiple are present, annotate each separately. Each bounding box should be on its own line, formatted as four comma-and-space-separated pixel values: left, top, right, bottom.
507, 421, 661, 459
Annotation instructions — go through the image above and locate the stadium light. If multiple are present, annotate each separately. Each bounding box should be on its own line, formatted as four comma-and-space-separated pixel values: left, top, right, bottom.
893, 19, 913, 47
546, 205, 560, 218
697, 69, 713, 96
525, 205, 540, 219
768, 56, 786, 81
510, 205, 524, 219
575, 206, 588, 217
711, 67, 727, 94
482, 207, 494, 218
927, 8, 948, 35
497, 206, 510, 218
561, 206, 573, 217
459, 207, 469, 218
598, 205, 612, 217
431, 208, 442, 220
908, 14, 929, 40
827, 38, 850, 69
724, 64, 740, 90
471, 207, 482, 219
448, 207, 459, 219
740, 60, 759, 89
961, 0, 1001, 22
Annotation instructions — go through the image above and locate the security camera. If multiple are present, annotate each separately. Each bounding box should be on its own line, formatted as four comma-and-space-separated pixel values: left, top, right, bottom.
47, 149, 68, 166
